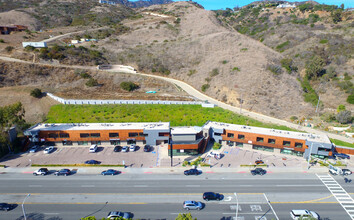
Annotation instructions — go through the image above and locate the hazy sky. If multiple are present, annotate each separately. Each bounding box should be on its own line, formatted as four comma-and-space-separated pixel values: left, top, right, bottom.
171, 0, 353, 10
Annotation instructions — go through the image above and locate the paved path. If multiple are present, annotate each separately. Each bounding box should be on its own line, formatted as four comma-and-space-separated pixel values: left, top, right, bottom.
0, 55, 353, 144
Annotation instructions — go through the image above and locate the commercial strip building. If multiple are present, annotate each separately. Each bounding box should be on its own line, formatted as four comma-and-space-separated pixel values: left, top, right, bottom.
24, 121, 350, 158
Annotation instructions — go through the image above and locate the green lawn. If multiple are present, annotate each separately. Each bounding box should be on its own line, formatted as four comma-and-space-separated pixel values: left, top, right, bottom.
330, 138, 354, 148
46, 104, 294, 130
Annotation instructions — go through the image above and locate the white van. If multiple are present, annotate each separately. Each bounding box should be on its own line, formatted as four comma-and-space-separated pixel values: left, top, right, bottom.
290, 210, 319, 220
89, 145, 98, 153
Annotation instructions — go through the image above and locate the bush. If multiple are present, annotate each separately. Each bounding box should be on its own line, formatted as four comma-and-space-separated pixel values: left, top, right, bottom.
0, 39, 4, 43
80, 72, 92, 79
347, 94, 354, 104
232, 67, 240, 71
337, 104, 346, 113
201, 84, 210, 92
305, 56, 325, 80
290, 116, 298, 122
267, 64, 282, 75
210, 68, 219, 77
319, 39, 328, 44
5, 46, 14, 52
336, 110, 352, 124
85, 78, 98, 87
276, 41, 289, 52
120, 81, 138, 91
212, 142, 221, 150
30, 88, 42, 98
280, 58, 297, 74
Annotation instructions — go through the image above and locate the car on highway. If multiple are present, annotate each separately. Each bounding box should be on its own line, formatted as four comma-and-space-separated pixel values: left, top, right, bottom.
183, 201, 203, 210
89, 145, 98, 153
184, 168, 201, 176
101, 169, 120, 176
54, 169, 71, 176
129, 144, 136, 152
143, 145, 151, 152
107, 211, 131, 219
342, 169, 352, 175
29, 145, 39, 153
290, 209, 319, 220
203, 192, 222, 201
121, 146, 129, 152
33, 168, 49, 176
334, 153, 350, 159
114, 146, 121, 152
84, 160, 101, 165
44, 146, 54, 154
251, 168, 267, 176
0, 203, 12, 211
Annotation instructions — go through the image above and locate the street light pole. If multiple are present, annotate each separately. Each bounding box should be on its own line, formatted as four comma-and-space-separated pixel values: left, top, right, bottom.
22, 193, 30, 220
307, 142, 314, 169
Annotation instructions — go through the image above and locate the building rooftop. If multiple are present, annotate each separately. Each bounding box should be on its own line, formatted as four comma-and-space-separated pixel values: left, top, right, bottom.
26, 122, 170, 132
171, 126, 202, 135
204, 121, 331, 144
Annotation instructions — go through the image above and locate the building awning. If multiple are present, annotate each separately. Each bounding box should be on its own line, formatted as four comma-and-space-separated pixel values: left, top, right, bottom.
110, 139, 120, 141
283, 147, 294, 150
127, 138, 136, 141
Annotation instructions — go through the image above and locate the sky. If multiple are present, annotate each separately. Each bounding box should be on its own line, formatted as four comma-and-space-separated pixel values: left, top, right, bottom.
172, 0, 354, 10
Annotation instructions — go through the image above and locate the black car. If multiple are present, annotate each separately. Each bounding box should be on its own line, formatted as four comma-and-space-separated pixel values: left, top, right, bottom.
114, 146, 121, 152
54, 169, 71, 176
0, 203, 11, 211
101, 169, 120, 176
203, 192, 222, 201
143, 145, 151, 152
85, 160, 101, 165
334, 153, 350, 159
251, 168, 267, 176
184, 168, 201, 176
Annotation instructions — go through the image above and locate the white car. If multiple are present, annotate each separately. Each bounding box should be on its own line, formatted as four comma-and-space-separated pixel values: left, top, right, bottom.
207, 151, 221, 159
44, 146, 54, 154
29, 145, 39, 153
89, 145, 98, 153
290, 209, 319, 220
121, 146, 129, 152
129, 144, 136, 152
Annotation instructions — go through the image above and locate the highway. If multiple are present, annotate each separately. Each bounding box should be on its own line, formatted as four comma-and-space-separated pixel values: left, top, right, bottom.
0, 172, 353, 220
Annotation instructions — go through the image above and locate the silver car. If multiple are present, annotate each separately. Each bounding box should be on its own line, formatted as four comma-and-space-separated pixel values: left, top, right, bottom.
183, 200, 203, 210
107, 211, 131, 219
29, 145, 39, 153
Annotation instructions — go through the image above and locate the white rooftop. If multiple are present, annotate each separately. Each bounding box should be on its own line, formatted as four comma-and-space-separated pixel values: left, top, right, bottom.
27, 122, 170, 132
171, 126, 202, 135
204, 121, 331, 144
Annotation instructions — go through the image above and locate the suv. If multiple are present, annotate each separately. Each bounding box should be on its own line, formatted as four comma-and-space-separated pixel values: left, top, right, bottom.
33, 168, 49, 176
143, 145, 151, 152
29, 145, 39, 153
203, 192, 222, 201
54, 169, 71, 176
290, 209, 319, 220
183, 201, 203, 210
44, 146, 54, 154
342, 169, 352, 175
251, 168, 267, 176
89, 145, 98, 153
107, 211, 131, 219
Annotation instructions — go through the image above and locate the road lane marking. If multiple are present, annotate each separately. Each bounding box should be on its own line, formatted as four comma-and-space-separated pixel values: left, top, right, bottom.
81, 185, 95, 187
29, 185, 42, 187
134, 185, 148, 187
44, 213, 59, 215
185, 185, 200, 187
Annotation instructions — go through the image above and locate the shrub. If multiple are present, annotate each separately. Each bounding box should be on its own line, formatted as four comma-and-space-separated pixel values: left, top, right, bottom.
336, 110, 352, 124
347, 94, 354, 104
210, 68, 219, 77
232, 67, 240, 71
290, 116, 298, 122
280, 58, 297, 74
30, 88, 42, 98
337, 104, 346, 113
80, 72, 92, 79
212, 142, 221, 150
182, 161, 189, 167
300, 78, 319, 106
5, 46, 14, 52
120, 81, 138, 91
187, 69, 196, 76
0, 39, 4, 43
267, 64, 282, 75
319, 39, 328, 44
305, 56, 325, 80
85, 78, 98, 87
201, 84, 210, 92
221, 60, 228, 64
276, 41, 289, 52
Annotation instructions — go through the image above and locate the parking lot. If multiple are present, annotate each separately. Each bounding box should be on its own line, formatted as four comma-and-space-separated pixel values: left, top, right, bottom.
0, 145, 160, 168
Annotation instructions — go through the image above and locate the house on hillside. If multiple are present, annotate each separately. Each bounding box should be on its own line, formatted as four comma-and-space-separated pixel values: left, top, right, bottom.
277, 3, 296, 8
98, 0, 118, 5
0, 25, 28, 35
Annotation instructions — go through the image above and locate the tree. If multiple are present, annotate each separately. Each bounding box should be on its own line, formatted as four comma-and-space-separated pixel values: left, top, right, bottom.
86, 78, 99, 87
176, 213, 197, 220
120, 81, 138, 91
336, 110, 352, 124
305, 56, 325, 80
347, 94, 354, 104
30, 88, 42, 98
337, 104, 346, 113
331, 9, 342, 23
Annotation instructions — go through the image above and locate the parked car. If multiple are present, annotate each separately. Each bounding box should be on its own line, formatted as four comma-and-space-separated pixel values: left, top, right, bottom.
101, 169, 120, 176
0, 203, 12, 211
29, 145, 39, 153
342, 169, 352, 175
114, 146, 121, 152
121, 146, 129, 152
84, 160, 100, 165
54, 169, 71, 176
203, 192, 222, 201
129, 144, 136, 152
255, 160, 264, 165
184, 168, 201, 176
44, 146, 54, 154
207, 151, 221, 159
251, 168, 267, 176
290, 209, 319, 220
183, 201, 203, 210
334, 153, 350, 159
89, 145, 98, 153
143, 145, 151, 152
33, 168, 49, 176
107, 211, 131, 219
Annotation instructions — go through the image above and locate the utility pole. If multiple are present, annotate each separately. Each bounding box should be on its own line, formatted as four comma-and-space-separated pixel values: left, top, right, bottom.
307, 142, 314, 169
169, 131, 173, 167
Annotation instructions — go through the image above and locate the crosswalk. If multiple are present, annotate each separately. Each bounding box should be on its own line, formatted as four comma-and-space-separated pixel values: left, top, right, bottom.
317, 174, 354, 220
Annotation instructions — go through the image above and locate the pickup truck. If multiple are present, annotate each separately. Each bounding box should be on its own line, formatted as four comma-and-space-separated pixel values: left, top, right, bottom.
33, 168, 49, 176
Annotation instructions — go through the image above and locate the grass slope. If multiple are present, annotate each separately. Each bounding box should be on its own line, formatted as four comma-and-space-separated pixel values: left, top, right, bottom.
46, 104, 293, 130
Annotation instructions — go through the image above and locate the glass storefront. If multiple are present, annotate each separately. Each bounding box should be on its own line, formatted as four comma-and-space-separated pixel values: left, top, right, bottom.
280, 149, 303, 157
227, 141, 235, 146
253, 145, 274, 152
236, 142, 243, 147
